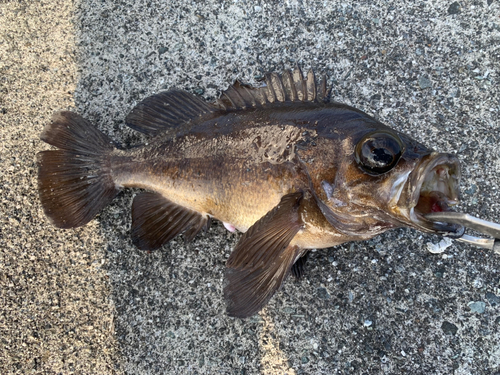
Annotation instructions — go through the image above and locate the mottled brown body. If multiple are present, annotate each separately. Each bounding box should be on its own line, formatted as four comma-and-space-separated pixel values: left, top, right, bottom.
111, 104, 371, 247
110, 121, 302, 234
38, 68, 463, 317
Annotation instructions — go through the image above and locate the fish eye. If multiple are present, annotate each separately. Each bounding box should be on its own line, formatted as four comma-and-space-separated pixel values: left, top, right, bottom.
355, 131, 404, 175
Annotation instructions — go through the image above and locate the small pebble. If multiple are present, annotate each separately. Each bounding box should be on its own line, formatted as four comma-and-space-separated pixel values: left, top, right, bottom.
348, 291, 354, 302
249, 315, 264, 323
472, 279, 484, 289
317, 287, 331, 300
485, 292, 500, 306
426, 237, 452, 254
418, 76, 432, 89
441, 321, 458, 335
468, 301, 486, 314
464, 184, 477, 195
449, 87, 460, 98
448, 2, 461, 15
434, 267, 445, 278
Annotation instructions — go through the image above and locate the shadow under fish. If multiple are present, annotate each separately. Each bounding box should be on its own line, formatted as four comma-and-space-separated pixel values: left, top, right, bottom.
37, 67, 499, 318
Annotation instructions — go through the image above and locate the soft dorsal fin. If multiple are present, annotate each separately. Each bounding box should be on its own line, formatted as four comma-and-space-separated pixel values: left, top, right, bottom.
216, 66, 330, 111
125, 90, 221, 136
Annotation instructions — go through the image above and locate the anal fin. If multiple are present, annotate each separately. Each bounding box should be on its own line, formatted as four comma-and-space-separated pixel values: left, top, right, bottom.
224, 192, 304, 318
131, 192, 208, 250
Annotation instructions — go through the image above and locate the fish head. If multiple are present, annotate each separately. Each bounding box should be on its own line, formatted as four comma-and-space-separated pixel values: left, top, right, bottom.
308, 120, 463, 238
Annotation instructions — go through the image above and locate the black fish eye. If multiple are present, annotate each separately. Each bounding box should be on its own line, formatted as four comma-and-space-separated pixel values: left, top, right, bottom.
355, 131, 404, 175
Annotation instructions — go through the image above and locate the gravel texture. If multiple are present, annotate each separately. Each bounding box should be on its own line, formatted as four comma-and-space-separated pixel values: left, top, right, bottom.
1, 0, 500, 374
1, 1, 120, 374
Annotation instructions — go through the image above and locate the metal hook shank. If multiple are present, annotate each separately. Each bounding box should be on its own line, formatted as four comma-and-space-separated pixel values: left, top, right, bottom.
425, 212, 500, 253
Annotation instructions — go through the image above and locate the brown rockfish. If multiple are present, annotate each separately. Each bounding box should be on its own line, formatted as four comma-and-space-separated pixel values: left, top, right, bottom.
38, 67, 465, 318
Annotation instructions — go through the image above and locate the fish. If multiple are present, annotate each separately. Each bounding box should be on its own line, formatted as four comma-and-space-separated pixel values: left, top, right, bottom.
38, 66, 467, 318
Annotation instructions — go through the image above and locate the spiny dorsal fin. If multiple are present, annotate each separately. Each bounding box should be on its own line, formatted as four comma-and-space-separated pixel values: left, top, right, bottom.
125, 90, 222, 136
216, 66, 330, 111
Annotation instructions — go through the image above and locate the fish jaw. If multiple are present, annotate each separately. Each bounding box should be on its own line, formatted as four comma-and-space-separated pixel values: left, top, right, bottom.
395, 152, 464, 236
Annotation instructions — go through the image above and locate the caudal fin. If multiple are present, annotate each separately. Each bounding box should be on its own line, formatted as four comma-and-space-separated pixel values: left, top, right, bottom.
37, 111, 119, 228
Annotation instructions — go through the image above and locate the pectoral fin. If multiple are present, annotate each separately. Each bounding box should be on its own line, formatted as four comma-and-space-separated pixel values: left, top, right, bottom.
131, 192, 209, 250
224, 192, 304, 318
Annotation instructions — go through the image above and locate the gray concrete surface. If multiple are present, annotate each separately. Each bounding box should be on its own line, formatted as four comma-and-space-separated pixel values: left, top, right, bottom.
1, 0, 500, 374
1, 1, 120, 374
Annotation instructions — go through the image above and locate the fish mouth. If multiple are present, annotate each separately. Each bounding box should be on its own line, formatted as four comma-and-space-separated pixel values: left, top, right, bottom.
405, 153, 464, 237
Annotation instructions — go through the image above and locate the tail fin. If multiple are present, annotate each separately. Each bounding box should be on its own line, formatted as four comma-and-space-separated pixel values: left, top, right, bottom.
37, 111, 119, 228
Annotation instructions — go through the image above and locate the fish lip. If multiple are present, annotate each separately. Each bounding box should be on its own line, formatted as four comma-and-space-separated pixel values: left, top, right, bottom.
405, 153, 465, 237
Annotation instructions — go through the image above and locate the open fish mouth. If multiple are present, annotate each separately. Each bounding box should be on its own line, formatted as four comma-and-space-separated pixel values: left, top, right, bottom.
407, 153, 465, 237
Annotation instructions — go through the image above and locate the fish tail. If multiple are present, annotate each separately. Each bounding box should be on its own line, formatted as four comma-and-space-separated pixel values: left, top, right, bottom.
37, 111, 120, 228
